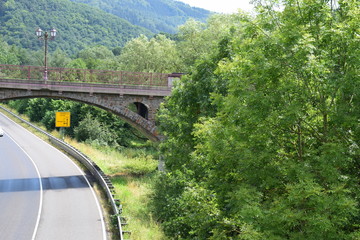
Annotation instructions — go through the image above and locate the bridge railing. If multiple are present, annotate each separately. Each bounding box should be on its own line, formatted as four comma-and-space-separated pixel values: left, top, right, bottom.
0, 64, 170, 88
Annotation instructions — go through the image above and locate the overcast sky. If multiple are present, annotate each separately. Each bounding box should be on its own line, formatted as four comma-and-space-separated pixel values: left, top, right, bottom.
177, 0, 254, 13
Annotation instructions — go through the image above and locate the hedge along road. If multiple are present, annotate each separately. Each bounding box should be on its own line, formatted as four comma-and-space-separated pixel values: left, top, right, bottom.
0, 112, 107, 240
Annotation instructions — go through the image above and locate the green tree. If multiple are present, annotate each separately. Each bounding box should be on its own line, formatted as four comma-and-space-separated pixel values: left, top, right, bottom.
153, 20, 235, 238
26, 98, 52, 122
176, 14, 244, 69
78, 45, 113, 59
76, 45, 115, 69
50, 48, 71, 67
66, 58, 87, 69
154, 1, 360, 239
0, 40, 20, 65
74, 112, 103, 142
117, 34, 183, 73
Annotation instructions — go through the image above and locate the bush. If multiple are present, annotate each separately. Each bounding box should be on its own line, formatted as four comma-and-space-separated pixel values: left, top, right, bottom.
74, 112, 117, 147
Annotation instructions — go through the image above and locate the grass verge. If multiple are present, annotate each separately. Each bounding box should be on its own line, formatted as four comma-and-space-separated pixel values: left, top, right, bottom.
65, 138, 166, 240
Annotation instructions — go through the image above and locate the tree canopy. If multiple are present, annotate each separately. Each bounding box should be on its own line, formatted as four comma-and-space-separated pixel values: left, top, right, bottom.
154, 0, 360, 239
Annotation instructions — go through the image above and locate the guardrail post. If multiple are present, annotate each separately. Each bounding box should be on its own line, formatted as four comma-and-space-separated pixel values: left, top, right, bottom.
119, 71, 122, 85
28, 66, 31, 80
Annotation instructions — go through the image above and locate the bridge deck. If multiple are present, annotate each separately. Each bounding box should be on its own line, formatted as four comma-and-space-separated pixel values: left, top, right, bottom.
0, 65, 173, 97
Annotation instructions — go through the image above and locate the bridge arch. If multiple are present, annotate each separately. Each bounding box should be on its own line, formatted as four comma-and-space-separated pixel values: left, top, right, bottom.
131, 102, 149, 119
0, 89, 164, 141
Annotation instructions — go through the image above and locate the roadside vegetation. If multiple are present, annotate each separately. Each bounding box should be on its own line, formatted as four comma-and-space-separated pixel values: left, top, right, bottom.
64, 138, 165, 240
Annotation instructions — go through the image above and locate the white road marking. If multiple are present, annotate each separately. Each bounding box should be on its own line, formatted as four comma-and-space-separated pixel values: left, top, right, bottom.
3, 131, 44, 240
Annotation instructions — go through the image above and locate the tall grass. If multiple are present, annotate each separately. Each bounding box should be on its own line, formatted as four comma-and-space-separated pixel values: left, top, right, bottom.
65, 138, 166, 240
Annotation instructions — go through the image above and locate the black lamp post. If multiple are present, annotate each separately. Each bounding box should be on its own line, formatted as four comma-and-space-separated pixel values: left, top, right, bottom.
35, 27, 57, 81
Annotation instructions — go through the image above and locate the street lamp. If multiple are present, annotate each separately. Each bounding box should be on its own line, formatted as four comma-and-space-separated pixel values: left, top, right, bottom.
35, 27, 57, 81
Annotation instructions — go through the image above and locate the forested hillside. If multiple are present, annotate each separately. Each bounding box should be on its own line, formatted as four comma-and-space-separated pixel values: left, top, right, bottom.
0, 0, 151, 54
69, 0, 211, 33
0, 0, 211, 55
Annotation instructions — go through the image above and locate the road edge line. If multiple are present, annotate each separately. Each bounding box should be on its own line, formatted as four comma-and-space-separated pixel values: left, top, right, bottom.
0, 113, 44, 240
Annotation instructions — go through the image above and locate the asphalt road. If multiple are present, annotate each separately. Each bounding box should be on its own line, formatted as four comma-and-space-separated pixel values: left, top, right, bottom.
0, 112, 106, 240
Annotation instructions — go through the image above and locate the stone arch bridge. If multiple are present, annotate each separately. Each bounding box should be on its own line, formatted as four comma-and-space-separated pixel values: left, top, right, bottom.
0, 64, 181, 141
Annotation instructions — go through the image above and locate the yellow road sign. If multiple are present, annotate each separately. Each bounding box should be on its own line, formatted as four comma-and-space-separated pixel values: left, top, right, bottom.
56, 112, 71, 127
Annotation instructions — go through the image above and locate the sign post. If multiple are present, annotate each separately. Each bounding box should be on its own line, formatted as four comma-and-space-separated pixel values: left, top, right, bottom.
55, 112, 70, 140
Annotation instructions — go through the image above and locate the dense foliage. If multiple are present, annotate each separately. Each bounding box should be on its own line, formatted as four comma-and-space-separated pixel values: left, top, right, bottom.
0, 0, 151, 55
116, 34, 184, 72
69, 0, 211, 33
154, 1, 360, 239
7, 98, 141, 147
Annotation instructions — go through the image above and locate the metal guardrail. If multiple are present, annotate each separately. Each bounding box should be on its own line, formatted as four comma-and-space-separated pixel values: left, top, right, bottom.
0, 64, 169, 87
0, 106, 124, 240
